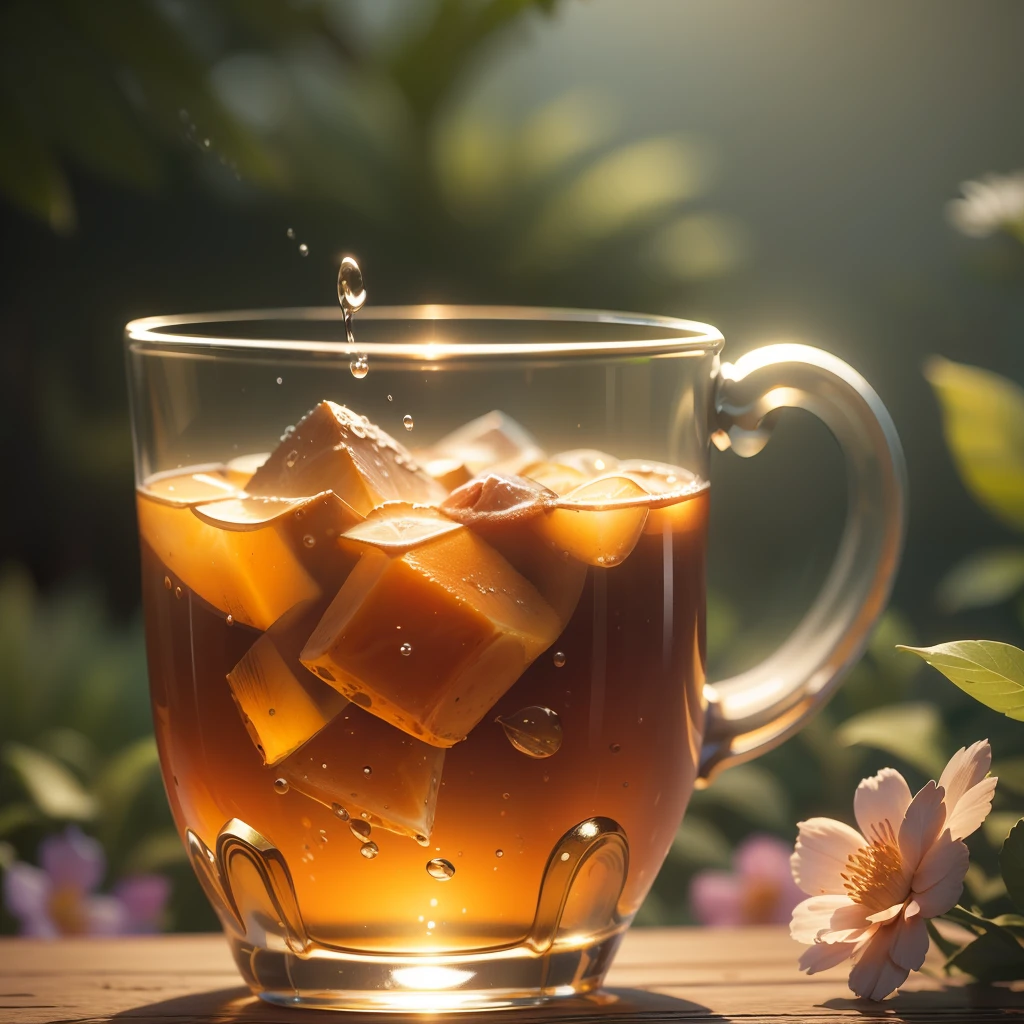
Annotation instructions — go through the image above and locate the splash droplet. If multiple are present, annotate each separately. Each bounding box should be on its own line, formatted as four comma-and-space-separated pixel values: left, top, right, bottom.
332, 802, 349, 821
337, 256, 367, 311
426, 858, 455, 880
350, 356, 368, 379
273, 778, 289, 795
496, 706, 563, 758
399, 642, 412, 656
402, 414, 414, 431
350, 820, 371, 841
553, 651, 566, 668
286, 227, 295, 239
359, 841, 379, 860
298, 243, 309, 257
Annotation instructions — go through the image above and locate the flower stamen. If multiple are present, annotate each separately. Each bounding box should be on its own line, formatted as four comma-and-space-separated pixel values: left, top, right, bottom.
840, 821, 906, 913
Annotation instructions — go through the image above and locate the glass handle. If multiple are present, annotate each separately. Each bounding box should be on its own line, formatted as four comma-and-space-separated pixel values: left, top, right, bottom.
700, 344, 907, 780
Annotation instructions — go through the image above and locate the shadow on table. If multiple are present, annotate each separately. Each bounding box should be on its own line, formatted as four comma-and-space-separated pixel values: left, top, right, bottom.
822, 983, 1024, 1020
112, 985, 721, 1023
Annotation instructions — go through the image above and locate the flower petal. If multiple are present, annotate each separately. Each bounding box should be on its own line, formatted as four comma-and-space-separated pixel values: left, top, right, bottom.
821, 902, 875, 943
790, 894, 854, 943
939, 740, 991, 811
897, 781, 945, 876
83, 894, 129, 936
889, 913, 929, 972
799, 939, 859, 974
854, 768, 912, 840
908, 832, 969, 919
866, 902, 904, 924
945, 775, 997, 841
689, 870, 742, 927
735, 833, 795, 881
791, 817, 866, 896
39, 827, 105, 893
1, 862, 56, 937
113, 875, 171, 933
848, 927, 910, 1001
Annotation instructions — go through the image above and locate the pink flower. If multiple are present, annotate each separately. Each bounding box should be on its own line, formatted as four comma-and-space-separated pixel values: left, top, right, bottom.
690, 834, 804, 926
790, 741, 996, 1001
1, 826, 170, 937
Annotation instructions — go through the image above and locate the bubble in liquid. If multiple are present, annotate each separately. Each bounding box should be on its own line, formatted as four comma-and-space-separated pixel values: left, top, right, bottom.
174, 586, 183, 600
496, 706, 563, 759
163, 576, 172, 590
303, 534, 316, 548
350, 356, 368, 379
332, 802, 349, 821
402, 415, 414, 431
362, 765, 373, 776
553, 651, 566, 668
609, 742, 621, 754
359, 841, 379, 860
298, 243, 309, 257
399, 642, 412, 656
350, 820, 372, 841
426, 858, 455, 881
286, 227, 295, 239
273, 778, 289, 795
495, 849, 504, 858
337, 255, 367, 311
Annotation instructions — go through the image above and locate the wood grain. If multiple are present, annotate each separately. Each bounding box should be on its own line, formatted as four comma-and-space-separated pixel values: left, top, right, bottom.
1, 927, 1021, 1023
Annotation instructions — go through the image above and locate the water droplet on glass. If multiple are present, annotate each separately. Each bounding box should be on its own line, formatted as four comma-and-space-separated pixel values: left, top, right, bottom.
350, 820, 371, 841
268, 708, 276, 717
303, 534, 316, 548
609, 742, 621, 754
350, 356, 368, 379
332, 802, 349, 821
387, 394, 393, 402
402, 415, 414, 431
359, 841, 379, 860
226, 614, 234, 626
362, 765, 372, 776
286, 227, 295, 240
273, 778, 289, 795
553, 651, 566, 668
399, 642, 412, 657
560, 851, 571, 862
298, 243, 309, 257
285, 449, 299, 468
163, 576, 172, 590
426, 858, 455, 881
496, 706, 563, 758
495, 849, 504, 858
174, 586, 183, 600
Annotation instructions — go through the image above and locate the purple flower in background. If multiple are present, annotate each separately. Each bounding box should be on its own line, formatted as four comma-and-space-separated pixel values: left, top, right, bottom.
1, 826, 170, 937
689, 833, 803, 926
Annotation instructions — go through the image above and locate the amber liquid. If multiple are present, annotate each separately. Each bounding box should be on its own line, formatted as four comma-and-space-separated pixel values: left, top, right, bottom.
139, 484, 707, 956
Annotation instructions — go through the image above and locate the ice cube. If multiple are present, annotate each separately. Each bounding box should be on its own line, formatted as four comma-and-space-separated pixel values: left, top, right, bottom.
340, 503, 462, 554
300, 523, 562, 747
420, 457, 472, 492
277, 708, 444, 840
137, 486, 359, 630
519, 460, 588, 495
227, 599, 348, 765
535, 475, 650, 567
615, 461, 706, 535
549, 449, 620, 477
440, 473, 557, 526
246, 401, 446, 514
426, 411, 545, 476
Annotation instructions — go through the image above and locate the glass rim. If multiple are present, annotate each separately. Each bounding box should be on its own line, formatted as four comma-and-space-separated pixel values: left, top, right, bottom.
125, 305, 724, 360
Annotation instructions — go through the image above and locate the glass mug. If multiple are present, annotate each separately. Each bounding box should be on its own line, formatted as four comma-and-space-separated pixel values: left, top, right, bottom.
125, 307, 905, 1012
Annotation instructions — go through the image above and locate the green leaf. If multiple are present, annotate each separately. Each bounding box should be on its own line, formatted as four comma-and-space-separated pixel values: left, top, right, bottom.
985, 811, 1024, 848
946, 928, 1024, 983
993, 758, 1024, 796
1001, 819, 1024, 914
937, 548, 1024, 612
668, 816, 732, 868
835, 702, 947, 777
688, 763, 791, 830
925, 918, 962, 960
925, 356, 1024, 530
965, 863, 1008, 906
2, 742, 97, 821
897, 641, 1024, 720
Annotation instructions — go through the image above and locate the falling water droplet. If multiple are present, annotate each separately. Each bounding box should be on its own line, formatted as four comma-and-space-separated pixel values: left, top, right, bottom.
350, 820, 371, 841
402, 415, 414, 431
163, 576, 172, 590
298, 243, 309, 257
350, 356, 368, 379
332, 803, 349, 821
553, 651, 566, 668
426, 858, 455, 880
286, 227, 295, 239
359, 842, 379, 860
399, 642, 412, 656
496, 706, 563, 758
337, 256, 366, 311
273, 778, 289, 795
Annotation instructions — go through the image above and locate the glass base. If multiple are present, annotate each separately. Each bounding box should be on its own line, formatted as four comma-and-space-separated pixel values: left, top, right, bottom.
231, 932, 625, 1013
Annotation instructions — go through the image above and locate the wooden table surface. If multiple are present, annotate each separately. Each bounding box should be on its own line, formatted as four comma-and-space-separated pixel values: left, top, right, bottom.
1, 927, 1021, 1023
